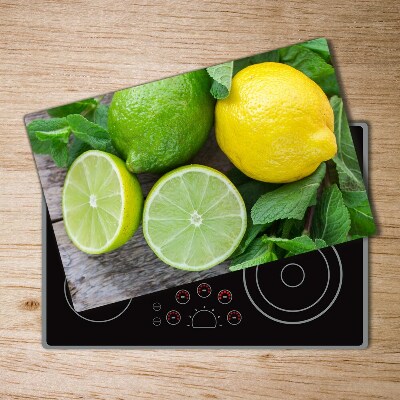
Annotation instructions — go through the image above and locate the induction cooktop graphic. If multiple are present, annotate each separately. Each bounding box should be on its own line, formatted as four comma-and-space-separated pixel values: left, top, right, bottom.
43, 124, 369, 348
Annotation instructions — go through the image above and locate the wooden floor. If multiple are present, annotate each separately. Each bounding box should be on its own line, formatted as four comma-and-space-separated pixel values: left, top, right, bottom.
0, 1, 399, 399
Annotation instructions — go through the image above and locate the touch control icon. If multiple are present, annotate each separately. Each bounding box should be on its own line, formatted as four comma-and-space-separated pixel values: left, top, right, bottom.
218, 289, 232, 304
197, 283, 212, 298
166, 310, 181, 325
175, 289, 190, 304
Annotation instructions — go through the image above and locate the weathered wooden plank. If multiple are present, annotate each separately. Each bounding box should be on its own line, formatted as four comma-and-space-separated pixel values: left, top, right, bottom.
53, 220, 230, 312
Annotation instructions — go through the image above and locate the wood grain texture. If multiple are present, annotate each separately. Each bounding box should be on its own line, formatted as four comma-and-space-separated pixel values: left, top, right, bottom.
0, 0, 399, 399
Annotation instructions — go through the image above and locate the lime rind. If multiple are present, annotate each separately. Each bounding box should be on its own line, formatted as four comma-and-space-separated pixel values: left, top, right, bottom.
143, 165, 247, 271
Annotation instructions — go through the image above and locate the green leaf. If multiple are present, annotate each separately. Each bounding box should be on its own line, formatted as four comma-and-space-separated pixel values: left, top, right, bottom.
330, 96, 365, 192
231, 50, 280, 78
342, 190, 366, 208
35, 126, 71, 143
66, 114, 115, 153
348, 202, 376, 236
94, 104, 109, 130
249, 49, 280, 64
237, 180, 278, 210
251, 163, 326, 224
342, 190, 376, 236
207, 61, 234, 99
67, 137, 92, 167
300, 38, 331, 62
229, 237, 277, 271
47, 98, 98, 118
279, 44, 339, 96
263, 235, 327, 257
232, 57, 252, 75
314, 238, 327, 248
311, 184, 351, 245
231, 221, 270, 258
27, 118, 70, 154
50, 140, 68, 167
231, 180, 276, 257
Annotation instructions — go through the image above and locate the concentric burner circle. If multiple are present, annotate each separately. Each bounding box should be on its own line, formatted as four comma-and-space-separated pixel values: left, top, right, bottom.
243, 246, 343, 324
64, 279, 131, 323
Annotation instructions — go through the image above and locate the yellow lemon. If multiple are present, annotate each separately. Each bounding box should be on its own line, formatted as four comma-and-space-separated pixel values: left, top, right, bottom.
215, 62, 337, 183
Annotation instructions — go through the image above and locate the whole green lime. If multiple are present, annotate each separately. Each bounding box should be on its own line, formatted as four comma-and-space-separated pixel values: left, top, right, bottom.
108, 69, 215, 173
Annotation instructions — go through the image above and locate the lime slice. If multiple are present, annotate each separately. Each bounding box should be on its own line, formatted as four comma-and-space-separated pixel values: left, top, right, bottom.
62, 150, 143, 254
143, 165, 247, 271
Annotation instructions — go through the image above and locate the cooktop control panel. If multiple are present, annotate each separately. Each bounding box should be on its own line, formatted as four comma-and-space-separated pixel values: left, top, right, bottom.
152, 282, 242, 328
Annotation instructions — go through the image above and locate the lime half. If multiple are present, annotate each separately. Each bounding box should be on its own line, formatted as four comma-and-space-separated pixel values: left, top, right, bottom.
143, 165, 247, 271
62, 150, 143, 254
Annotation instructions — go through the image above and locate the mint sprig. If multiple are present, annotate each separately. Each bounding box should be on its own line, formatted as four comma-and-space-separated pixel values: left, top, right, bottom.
66, 114, 115, 153
26, 103, 118, 168
229, 237, 277, 271
251, 163, 326, 225
206, 61, 234, 100
263, 235, 327, 257
330, 96, 364, 191
47, 98, 99, 118
311, 184, 351, 245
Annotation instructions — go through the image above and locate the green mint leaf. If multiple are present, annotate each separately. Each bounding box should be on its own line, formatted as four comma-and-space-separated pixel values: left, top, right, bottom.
249, 49, 280, 64
231, 221, 270, 258
94, 104, 109, 130
348, 201, 376, 236
237, 180, 278, 210
311, 184, 351, 245
231, 50, 280, 77
66, 114, 115, 153
35, 126, 71, 143
314, 238, 327, 248
342, 190, 366, 208
330, 96, 365, 192
231, 180, 276, 257
263, 235, 326, 257
229, 237, 277, 271
342, 190, 376, 236
251, 163, 326, 224
50, 140, 68, 167
210, 81, 229, 99
47, 98, 98, 118
232, 57, 252, 75
27, 118, 70, 154
207, 61, 233, 99
300, 38, 331, 62
279, 44, 339, 96
67, 137, 92, 167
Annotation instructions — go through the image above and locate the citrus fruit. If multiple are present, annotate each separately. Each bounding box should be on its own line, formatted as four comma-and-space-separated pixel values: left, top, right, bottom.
108, 69, 215, 174
62, 150, 143, 254
142, 165, 247, 271
215, 62, 337, 183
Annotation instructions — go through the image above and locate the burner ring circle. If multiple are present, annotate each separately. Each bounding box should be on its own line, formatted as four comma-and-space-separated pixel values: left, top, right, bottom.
64, 279, 132, 323
255, 250, 330, 313
243, 246, 343, 324
280, 263, 305, 288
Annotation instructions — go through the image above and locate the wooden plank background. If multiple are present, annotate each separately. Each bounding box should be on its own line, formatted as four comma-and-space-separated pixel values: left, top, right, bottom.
0, 1, 399, 399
